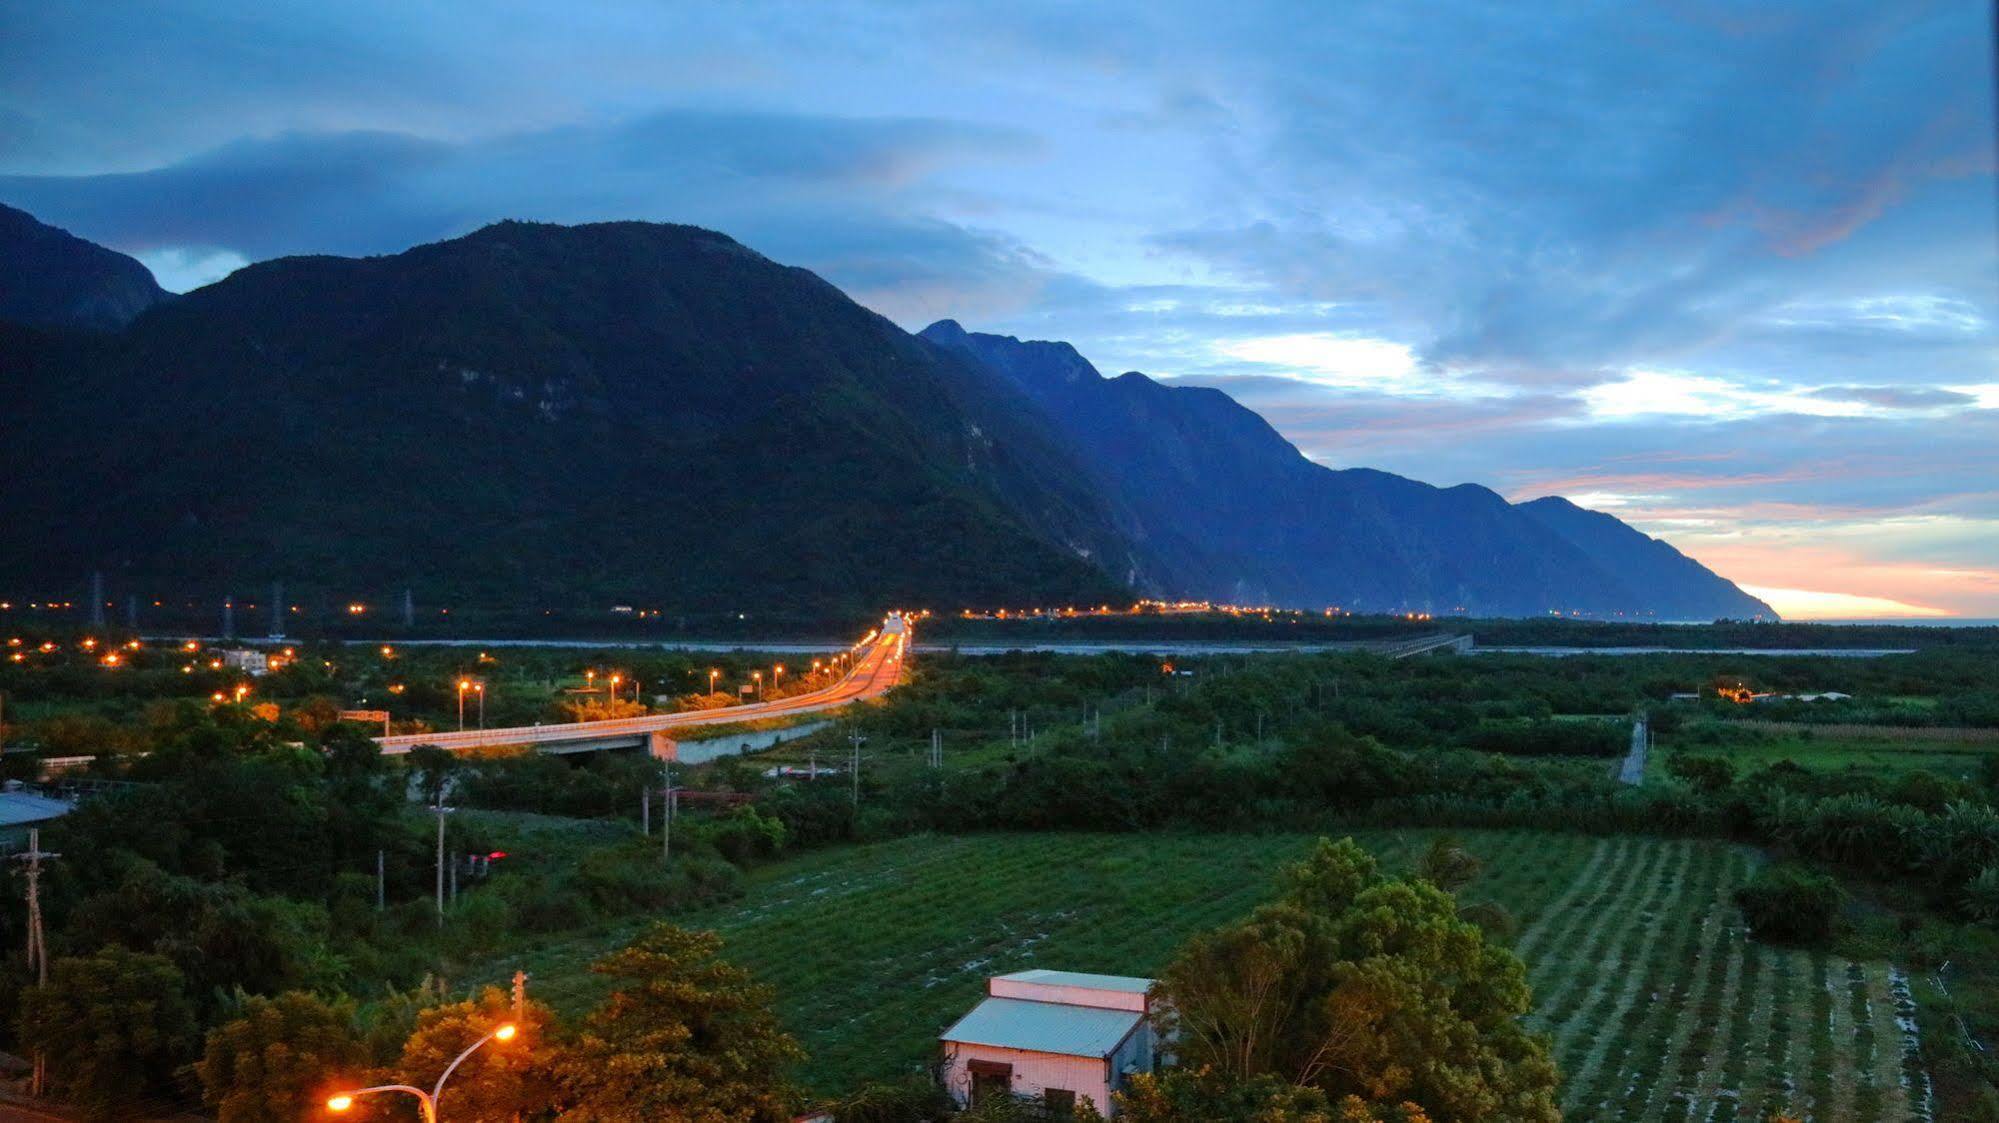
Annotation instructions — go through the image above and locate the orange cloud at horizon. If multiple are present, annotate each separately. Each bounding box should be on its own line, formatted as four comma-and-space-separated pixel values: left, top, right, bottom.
1678, 541, 1999, 620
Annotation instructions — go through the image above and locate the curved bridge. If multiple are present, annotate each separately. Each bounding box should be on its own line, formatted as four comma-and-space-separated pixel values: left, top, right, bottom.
374, 615, 908, 757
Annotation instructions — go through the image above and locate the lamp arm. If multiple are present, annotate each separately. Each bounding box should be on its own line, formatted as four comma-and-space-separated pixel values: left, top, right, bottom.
432, 1027, 503, 1110
336, 1085, 436, 1123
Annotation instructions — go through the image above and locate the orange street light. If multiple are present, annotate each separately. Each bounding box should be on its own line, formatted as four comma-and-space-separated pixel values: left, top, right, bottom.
708, 668, 720, 694
325, 1022, 516, 1123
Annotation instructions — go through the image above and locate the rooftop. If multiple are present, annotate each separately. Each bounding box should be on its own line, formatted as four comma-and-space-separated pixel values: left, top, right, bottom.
993, 969, 1152, 994
941, 997, 1141, 1058
0, 791, 73, 828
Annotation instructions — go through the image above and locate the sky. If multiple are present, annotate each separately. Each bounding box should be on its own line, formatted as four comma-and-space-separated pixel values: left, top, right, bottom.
3, 2, 1995, 619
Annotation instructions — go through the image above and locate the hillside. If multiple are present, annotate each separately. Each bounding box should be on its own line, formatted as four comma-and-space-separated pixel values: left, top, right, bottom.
922, 320, 1774, 620
0, 203, 168, 332
0, 219, 1134, 614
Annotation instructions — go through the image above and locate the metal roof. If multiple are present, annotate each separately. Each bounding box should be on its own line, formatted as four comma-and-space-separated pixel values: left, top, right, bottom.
941, 997, 1140, 1057
0, 792, 73, 828
994, 969, 1153, 994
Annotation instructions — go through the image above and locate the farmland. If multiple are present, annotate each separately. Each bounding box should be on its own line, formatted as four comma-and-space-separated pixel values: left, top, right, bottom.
478, 828, 1931, 1120
1659, 719, 1999, 783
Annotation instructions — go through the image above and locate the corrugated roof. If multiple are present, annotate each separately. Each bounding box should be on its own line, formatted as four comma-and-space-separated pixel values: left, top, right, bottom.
941, 997, 1140, 1057
994, 969, 1153, 994
0, 792, 72, 828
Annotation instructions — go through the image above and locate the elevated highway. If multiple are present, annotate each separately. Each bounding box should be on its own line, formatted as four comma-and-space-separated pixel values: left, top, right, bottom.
374, 615, 908, 758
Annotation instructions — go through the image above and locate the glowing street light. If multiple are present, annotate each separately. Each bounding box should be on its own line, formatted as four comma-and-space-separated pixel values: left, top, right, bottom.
608, 673, 623, 704
457, 679, 473, 731
752, 670, 763, 700
708, 668, 720, 695
325, 1022, 517, 1123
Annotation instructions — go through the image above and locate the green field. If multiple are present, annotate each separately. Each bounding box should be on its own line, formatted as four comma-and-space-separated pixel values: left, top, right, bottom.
1660, 730, 1999, 782
479, 829, 1931, 1120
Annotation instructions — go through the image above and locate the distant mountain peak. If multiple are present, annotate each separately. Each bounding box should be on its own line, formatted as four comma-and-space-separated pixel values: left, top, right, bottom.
0, 203, 169, 331
928, 319, 1776, 620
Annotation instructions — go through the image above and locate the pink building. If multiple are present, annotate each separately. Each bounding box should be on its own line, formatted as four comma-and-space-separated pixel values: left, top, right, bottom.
939, 970, 1158, 1116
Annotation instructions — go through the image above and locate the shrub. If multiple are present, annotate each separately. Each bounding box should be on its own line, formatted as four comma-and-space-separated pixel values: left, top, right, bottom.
1736, 863, 1843, 945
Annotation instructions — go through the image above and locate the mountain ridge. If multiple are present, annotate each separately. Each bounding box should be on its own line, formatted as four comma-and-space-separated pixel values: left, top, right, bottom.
0, 203, 169, 332
0, 208, 1773, 620
920, 320, 1775, 620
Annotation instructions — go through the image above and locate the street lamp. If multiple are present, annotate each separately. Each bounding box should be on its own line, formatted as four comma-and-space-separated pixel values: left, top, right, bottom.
708, 668, 720, 696
457, 679, 472, 732
326, 1023, 517, 1123
752, 670, 763, 700
609, 674, 623, 704
774, 664, 784, 692
474, 681, 485, 730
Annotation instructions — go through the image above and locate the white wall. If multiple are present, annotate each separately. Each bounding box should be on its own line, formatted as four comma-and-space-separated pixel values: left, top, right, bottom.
942, 1043, 1112, 1114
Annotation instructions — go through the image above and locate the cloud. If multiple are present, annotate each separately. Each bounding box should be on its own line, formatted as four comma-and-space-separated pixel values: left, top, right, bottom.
2, 0, 1994, 614
0, 110, 1054, 318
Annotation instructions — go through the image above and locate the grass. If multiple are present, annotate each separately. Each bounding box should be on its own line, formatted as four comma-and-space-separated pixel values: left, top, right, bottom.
1659, 731, 1999, 782
474, 829, 1932, 1120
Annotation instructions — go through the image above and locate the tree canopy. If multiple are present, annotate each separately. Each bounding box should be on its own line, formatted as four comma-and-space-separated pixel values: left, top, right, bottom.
1151, 837, 1559, 1122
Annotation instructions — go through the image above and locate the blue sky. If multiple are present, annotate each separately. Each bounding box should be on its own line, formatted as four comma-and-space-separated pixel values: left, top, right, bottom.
3, 1, 1994, 616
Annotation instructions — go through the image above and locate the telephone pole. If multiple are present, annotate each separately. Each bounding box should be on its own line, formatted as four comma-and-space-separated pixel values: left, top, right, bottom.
848, 730, 865, 807
269, 582, 285, 638
661, 762, 675, 864
87, 572, 105, 630
929, 728, 941, 769
14, 828, 58, 1097
432, 800, 453, 925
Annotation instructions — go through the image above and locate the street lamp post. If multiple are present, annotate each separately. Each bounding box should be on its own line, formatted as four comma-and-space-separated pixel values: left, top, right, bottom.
609, 674, 623, 705
475, 682, 485, 730
327, 1023, 517, 1123
752, 670, 763, 701
708, 668, 720, 697
456, 679, 471, 732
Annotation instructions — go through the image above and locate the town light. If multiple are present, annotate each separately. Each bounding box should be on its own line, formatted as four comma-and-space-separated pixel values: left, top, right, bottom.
495, 1023, 517, 1041
326, 1094, 354, 1112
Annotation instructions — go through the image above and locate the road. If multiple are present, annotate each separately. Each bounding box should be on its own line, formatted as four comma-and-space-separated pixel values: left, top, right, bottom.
1617, 715, 1648, 785
374, 615, 908, 754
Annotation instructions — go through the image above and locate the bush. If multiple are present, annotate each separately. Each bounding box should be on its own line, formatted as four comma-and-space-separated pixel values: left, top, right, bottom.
1736, 863, 1843, 945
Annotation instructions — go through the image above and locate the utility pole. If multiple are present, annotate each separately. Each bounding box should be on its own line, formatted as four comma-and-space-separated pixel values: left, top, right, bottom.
849, 730, 865, 807
512, 971, 528, 1020
929, 728, 941, 769
124, 594, 137, 631
449, 851, 459, 903
269, 582, 284, 638
661, 762, 674, 864
403, 588, 415, 629
14, 828, 57, 1097
376, 851, 386, 911
88, 572, 105, 630
642, 784, 651, 836
433, 800, 453, 925
222, 596, 235, 640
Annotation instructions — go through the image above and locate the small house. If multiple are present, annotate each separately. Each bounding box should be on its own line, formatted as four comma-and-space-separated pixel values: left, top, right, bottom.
940, 970, 1158, 1116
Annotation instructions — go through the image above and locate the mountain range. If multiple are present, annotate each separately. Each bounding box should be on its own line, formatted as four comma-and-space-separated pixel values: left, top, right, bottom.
0, 205, 1773, 621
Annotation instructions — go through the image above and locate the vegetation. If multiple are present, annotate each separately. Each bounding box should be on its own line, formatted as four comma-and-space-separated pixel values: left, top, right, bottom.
2, 629, 1996, 1118
1152, 837, 1559, 1119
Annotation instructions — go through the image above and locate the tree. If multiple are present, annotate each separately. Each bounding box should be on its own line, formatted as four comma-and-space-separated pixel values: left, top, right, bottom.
1736, 863, 1843, 945
18, 947, 200, 1119
1413, 836, 1481, 893
196, 991, 369, 1123
1116, 1069, 1434, 1122
1153, 838, 1559, 1122
555, 923, 802, 1121
395, 985, 562, 1121
1668, 754, 1736, 793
